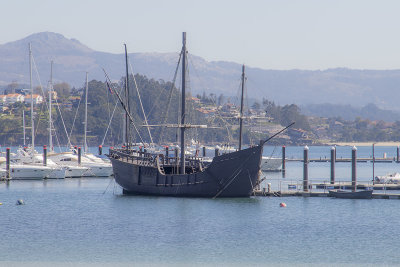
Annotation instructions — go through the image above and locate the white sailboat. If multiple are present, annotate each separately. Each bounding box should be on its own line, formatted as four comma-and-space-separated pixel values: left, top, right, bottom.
9, 44, 57, 180
47, 73, 112, 177
14, 147, 66, 178
41, 62, 89, 178
80, 73, 113, 177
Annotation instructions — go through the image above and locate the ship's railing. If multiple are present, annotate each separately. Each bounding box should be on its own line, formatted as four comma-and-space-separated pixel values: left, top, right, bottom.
109, 148, 157, 167
109, 148, 205, 172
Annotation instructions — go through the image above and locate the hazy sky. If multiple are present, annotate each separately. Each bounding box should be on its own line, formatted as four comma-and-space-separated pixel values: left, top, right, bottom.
2, 0, 400, 70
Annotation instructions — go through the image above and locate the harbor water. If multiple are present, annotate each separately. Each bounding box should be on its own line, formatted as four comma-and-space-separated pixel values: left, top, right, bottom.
1, 146, 400, 266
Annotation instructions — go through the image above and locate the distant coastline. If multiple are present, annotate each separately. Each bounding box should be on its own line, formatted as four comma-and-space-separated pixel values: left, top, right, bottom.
326, 141, 400, 147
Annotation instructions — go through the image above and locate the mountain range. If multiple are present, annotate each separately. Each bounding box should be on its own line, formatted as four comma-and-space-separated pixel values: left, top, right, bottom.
1, 32, 400, 112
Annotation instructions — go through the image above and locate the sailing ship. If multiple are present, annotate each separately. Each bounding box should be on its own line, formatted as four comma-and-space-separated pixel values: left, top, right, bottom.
108, 33, 286, 197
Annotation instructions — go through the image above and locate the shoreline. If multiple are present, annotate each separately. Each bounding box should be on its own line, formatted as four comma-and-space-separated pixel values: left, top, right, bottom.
324, 141, 400, 147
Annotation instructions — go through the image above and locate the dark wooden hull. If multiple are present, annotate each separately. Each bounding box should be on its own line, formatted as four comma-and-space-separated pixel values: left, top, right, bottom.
328, 190, 373, 199
109, 145, 263, 198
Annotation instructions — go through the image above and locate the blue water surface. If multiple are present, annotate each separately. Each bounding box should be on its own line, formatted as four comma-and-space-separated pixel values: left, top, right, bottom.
1, 146, 400, 266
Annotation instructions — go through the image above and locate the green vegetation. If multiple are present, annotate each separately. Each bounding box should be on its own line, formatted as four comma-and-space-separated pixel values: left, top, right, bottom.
2, 72, 399, 147
263, 99, 311, 131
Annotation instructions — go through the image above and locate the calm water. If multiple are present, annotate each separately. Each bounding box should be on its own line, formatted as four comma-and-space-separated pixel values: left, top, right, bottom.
1, 146, 400, 266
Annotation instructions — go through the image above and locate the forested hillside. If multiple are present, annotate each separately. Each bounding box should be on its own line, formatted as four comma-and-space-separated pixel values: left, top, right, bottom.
0, 74, 252, 147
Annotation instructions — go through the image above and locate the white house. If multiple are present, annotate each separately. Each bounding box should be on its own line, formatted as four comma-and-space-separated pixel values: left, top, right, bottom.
24, 94, 43, 105
0, 95, 6, 105
5, 93, 24, 104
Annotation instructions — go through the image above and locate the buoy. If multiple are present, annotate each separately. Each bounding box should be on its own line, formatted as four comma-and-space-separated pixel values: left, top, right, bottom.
16, 199, 25, 205
280, 202, 287, 207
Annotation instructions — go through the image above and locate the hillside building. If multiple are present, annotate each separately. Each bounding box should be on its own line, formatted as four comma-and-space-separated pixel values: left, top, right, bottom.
6, 93, 24, 104
24, 94, 43, 104
0, 95, 6, 105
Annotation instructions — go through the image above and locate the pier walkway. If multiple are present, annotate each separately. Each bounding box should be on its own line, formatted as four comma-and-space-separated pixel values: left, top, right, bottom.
287, 157, 396, 163
254, 190, 400, 199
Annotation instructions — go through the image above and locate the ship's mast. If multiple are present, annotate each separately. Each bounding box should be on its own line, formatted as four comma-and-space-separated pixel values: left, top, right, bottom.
180, 32, 187, 174
49, 61, 53, 152
29, 43, 35, 157
124, 44, 130, 147
239, 64, 245, 150
84, 72, 88, 154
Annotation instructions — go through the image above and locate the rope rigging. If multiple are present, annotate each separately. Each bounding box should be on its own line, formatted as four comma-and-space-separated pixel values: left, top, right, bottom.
158, 51, 182, 144
128, 61, 153, 144
101, 81, 124, 147
103, 68, 147, 146
31, 55, 65, 150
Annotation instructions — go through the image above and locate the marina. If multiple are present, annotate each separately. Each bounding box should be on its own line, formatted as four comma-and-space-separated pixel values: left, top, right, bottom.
1, 177, 400, 266
2, 2, 400, 266
1, 145, 400, 265
255, 189, 400, 199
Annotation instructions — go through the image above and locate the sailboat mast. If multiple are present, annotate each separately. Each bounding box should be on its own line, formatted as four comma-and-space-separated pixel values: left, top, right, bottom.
239, 64, 245, 150
29, 43, 35, 156
22, 110, 26, 146
180, 32, 187, 174
49, 61, 53, 152
84, 72, 89, 153
124, 44, 130, 146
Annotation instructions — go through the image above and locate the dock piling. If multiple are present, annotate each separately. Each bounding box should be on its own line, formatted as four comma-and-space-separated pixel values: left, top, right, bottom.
282, 146, 286, 173
303, 146, 309, 192
334, 145, 337, 162
330, 146, 335, 184
202, 146, 206, 157
78, 147, 82, 166
43, 145, 47, 166
6, 148, 10, 179
352, 146, 357, 192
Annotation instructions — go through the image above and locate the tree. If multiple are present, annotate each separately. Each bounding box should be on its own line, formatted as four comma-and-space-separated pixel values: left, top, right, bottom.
251, 101, 261, 110
217, 94, 224, 106
5, 81, 19, 94
53, 82, 71, 102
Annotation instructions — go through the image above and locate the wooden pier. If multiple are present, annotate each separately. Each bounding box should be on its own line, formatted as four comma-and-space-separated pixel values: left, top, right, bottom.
287, 157, 396, 163
254, 190, 400, 199
255, 145, 400, 199
313, 182, 400, 190
279, 145, 400, 164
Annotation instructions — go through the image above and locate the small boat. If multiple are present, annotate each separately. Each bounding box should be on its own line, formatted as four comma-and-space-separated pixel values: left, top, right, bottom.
328, 189, 373, 199
215, 144, 236, 153
374, 172, 400, 184
49, 151, 112, 177
261, 156, 282, 171
0, 168, 6, 179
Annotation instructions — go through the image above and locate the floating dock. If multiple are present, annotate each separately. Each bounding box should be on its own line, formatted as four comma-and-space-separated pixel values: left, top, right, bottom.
287, 157, 395, 163
313, 182, 400, 190
254, 190, 400, 199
